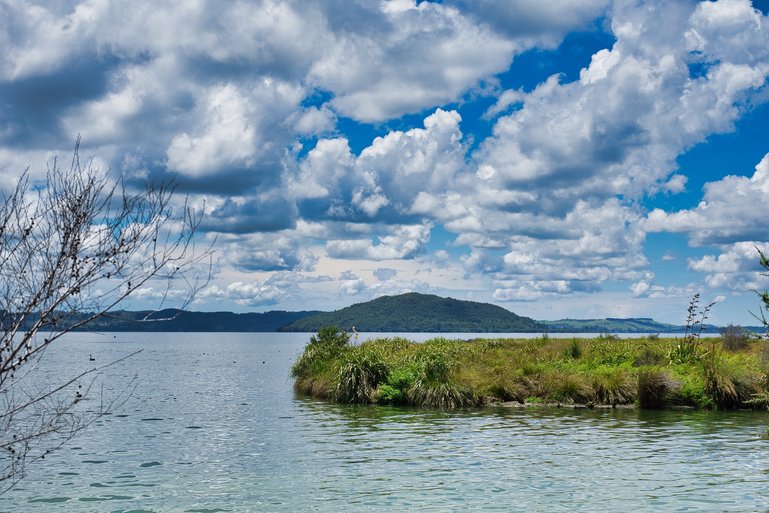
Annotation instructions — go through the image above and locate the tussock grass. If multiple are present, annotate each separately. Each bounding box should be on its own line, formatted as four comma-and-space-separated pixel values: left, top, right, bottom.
291, 329, 769, 410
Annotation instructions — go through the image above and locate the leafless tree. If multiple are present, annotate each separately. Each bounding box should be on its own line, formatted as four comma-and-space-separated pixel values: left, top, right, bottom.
0, 140, 210, 491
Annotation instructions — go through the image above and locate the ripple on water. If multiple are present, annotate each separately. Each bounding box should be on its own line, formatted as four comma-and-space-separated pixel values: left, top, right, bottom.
139, 461, 162, 468
28, 497, 71, 503
78, 494, 134, 502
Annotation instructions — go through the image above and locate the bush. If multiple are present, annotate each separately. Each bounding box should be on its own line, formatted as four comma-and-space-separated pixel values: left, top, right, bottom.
637, 368, 676, 409
720, 324, 751, 351
564, 339, 582, 359
291, 326, 351, 379
374, 384, 404, 404
668, 337, 703, 364
310, 325, 351, 348
541, 371, 592, 404
634, 347, 666, 367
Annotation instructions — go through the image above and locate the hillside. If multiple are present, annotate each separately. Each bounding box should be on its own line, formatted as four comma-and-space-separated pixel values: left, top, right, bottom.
542, 317, 680, 334
69, 309, 320, 332
541, 317, 720, 334
281, 292, 545, 332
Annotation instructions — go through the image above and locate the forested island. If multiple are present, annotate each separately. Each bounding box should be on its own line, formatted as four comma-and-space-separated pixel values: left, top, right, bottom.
281, 293, 544, 332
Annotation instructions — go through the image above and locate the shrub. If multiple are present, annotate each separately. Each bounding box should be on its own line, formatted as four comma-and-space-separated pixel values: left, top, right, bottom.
310, 325, 351, 348
564, 339, 582, 359
634, 347, 666, 367
668, 338, 704, 365
291, 326, 351, 379
375, 384, 404, 404
720, 324, 751, 351
403, 350, 476, 408
637, 368, 676, 408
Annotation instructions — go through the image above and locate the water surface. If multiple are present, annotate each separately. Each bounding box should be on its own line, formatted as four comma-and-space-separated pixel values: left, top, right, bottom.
1, 332, 768, 512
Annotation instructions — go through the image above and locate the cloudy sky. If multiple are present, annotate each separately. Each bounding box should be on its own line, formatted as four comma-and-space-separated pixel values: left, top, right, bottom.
2, 0, 769, 324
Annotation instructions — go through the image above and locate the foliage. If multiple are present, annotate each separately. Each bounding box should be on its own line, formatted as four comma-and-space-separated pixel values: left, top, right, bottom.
293, 327, 769, 411
282, 292, 544, 333
540, 318, 684, 334
720, 324, 752, 351
335, 349, 388, 404
563, 339, 581, 359
0, 141, 207, 491
291, 326, 350, 380
637, 368, 676, 409
756, 248, 769, 330
668, 294, 714, 364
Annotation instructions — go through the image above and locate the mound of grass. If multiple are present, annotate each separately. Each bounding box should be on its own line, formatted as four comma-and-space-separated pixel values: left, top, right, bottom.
291, 328, 769, 410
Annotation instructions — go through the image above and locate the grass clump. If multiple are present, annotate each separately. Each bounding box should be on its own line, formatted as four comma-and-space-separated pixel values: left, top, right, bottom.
292, 326, 769, 410
335, 349, 388, 404
637, 368, 677, 409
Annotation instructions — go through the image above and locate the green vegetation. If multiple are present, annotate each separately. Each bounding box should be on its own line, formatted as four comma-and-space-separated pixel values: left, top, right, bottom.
282, 292, 545, 332
291, 327, 769, 410
540, 317, 714, 334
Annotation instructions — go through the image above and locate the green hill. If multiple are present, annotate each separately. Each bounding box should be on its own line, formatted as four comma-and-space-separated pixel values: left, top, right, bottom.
65, 309, 320, 332
540, 317, 718, 334
281, 292, 545, 332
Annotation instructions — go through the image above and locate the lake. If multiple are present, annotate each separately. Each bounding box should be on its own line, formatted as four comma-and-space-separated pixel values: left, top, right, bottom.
1, 332, 768, 512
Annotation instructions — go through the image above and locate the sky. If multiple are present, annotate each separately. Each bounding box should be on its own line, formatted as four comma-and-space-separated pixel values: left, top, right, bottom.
1, 0, 769, 325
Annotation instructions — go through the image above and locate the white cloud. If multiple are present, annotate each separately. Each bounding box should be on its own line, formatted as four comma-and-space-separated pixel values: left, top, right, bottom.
166, 81, 301, 178
326, 222, 432, 261
687, 241, 769, 291
292, 105, 336, 136
449, 0, 609, 45
293, 108, 467, 222
630, 280, 651, 298
309, 2, 516, 122
646, 153, 769, 245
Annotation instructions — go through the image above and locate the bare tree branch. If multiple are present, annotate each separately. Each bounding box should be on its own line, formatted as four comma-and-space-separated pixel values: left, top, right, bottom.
0, 138, 211, 492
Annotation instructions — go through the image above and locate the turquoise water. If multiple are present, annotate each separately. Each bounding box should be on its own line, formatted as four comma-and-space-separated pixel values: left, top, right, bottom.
2, 332, 769, 512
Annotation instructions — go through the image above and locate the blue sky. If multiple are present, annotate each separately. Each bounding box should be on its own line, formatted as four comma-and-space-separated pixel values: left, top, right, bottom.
1, 0, 769, 324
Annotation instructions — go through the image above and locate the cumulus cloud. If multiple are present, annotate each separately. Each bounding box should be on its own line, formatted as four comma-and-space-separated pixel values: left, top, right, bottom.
448, 0, 609, 44
326, 222, 432, 261
293, 108, 467, 222
166, 80, 302, 184
309, 1, 517, 122
687, 241, 769, 291
646, 153, 769, 245
218, 281, 283, 307
2, 0, 769, 315
438, 0, 769, 299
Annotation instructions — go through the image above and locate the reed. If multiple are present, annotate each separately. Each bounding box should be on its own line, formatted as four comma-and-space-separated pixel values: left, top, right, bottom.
292, 328, 769, 410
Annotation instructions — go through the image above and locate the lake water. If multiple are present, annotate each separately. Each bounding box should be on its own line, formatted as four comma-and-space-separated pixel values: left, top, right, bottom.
2, 332, 769, 512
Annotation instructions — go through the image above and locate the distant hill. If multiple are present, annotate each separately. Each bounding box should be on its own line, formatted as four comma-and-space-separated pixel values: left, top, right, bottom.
16, 297, 749, 333
71, 309, 320, 332
541, 317, 719, 334
281, 292, 545, 332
